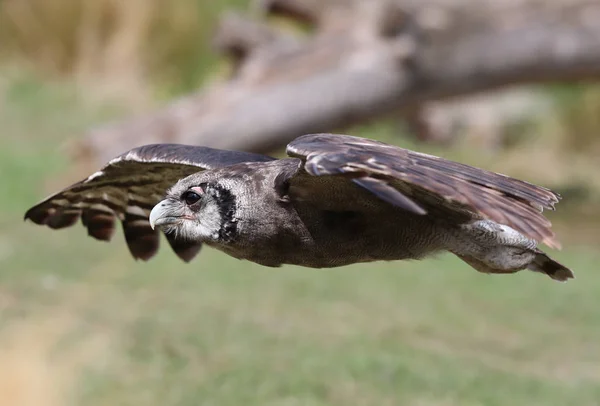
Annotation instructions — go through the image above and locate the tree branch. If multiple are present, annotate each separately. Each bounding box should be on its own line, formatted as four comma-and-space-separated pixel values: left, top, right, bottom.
212, 11, 297, 74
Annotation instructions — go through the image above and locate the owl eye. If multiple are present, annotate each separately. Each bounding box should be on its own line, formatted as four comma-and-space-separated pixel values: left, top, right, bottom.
182, 190, 201, 205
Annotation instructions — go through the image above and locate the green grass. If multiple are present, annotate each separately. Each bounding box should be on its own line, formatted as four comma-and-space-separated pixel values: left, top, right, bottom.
2, 77, 600, 406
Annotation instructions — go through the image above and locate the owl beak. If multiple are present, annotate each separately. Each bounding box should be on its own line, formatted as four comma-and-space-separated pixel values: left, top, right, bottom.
149, 199, 180, 230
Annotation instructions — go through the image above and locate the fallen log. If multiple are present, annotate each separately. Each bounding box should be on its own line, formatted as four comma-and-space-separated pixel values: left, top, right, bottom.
72, 0, 600, 169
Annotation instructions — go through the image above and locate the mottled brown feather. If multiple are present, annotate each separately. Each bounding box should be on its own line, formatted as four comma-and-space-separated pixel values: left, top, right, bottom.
287, 133, 561, 249
24, 144, 274, 260
82, 210, 116, 241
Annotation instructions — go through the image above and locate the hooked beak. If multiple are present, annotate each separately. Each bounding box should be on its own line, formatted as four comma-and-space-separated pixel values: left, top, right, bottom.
149, 199, 181, 230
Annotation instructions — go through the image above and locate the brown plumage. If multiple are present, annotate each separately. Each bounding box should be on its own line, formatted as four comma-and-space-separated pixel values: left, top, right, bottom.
24, 144, 274, 260
287, 134, 561, 249
25, 133, 573, 282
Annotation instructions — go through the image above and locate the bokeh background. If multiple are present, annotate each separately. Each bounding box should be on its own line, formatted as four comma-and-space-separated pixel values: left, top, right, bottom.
1, 1, 600, 405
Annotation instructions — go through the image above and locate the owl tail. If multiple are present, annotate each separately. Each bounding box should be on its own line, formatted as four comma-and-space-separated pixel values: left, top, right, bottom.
454, 250, 574, 282
527, 250, 574, 282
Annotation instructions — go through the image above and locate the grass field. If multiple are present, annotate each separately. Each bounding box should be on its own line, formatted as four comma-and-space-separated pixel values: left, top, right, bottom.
2, 75, 600, 406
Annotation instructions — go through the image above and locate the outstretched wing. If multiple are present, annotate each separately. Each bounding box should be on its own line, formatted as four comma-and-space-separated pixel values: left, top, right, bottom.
286, 133, 562, 249
25, 144, 275, 261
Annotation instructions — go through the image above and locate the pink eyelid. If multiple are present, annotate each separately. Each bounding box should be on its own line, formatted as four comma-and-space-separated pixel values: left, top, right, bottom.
190, 186, 204, 195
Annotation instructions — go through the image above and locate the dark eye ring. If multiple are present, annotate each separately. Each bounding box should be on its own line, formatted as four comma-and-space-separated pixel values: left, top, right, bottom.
183, 191, 201, 205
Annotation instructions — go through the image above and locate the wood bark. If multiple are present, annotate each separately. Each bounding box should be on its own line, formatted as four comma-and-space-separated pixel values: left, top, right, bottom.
72, 0, 600, 169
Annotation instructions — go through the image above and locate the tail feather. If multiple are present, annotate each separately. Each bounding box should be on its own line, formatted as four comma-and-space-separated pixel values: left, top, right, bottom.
454, 250, 575, 282
527, 250, 574, 282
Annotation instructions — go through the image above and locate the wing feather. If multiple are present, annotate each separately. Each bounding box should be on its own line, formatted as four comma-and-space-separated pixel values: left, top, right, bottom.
82, 209, 116, 241
25, 144, 274, 261
352, 178, 426, 215
287, 133, 562, 249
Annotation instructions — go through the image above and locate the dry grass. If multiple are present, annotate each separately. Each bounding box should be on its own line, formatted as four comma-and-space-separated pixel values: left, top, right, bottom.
0, 309, 113, 406
552, 84, 600, 154
477, 86, 600, 203
0, 0, 249, 101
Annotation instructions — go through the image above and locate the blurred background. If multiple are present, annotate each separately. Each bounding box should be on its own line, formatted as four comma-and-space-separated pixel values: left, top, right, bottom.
1, 0, 600, 405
